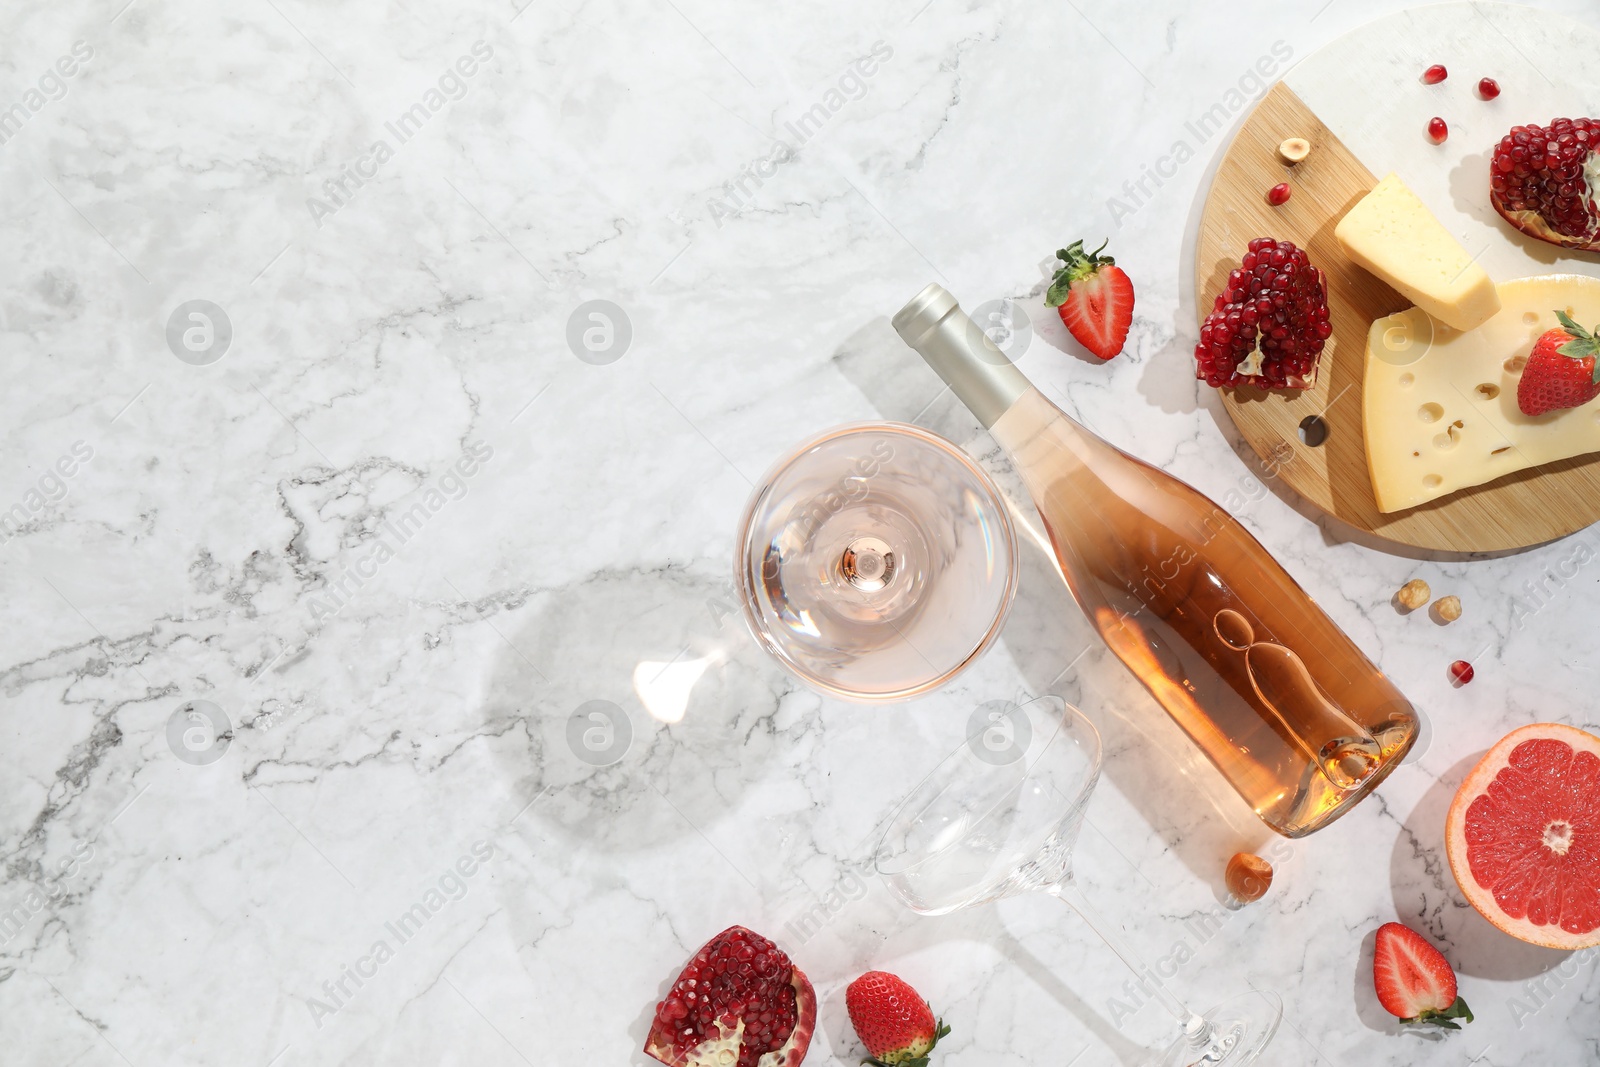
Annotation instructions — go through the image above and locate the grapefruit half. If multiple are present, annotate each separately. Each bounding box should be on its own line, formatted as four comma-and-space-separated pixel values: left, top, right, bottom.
1445, 723, 1600, 950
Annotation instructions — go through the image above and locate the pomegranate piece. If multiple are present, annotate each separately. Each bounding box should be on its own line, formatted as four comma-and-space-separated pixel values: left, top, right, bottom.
1490, 118, 1600, 251
1422, 64, 1448, 85
1195, 238, 1331, 390
1267, 182, 1292, 206
645, 926, 816, 1067
1478, 77, 1500, 100
1428, 117, 1449, 143
1450, 660, 1475, 686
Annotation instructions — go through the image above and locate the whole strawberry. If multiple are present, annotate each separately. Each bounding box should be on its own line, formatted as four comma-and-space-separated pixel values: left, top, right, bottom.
845, 971, 950, 1067
1517, 310, 1600, 416
1372, 922, 1474, 1030
1045, 239, 1135, 360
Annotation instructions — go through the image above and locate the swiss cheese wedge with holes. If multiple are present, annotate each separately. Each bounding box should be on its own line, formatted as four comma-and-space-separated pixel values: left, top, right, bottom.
1364, 275, 1600, 513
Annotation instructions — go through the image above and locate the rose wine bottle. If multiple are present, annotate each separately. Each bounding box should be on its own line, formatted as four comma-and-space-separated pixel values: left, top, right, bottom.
893, 284, 1418, 837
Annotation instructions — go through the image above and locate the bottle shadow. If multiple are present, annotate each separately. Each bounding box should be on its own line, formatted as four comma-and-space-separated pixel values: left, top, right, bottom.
1390, 750, 1568, 981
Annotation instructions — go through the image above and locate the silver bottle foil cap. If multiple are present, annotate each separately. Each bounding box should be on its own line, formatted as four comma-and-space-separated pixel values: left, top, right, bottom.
892, 283, 1029, 429
890, 282, 960, 349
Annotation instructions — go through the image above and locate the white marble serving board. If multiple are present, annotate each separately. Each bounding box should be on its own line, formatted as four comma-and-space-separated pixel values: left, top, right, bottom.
1287, 1, 1600, 286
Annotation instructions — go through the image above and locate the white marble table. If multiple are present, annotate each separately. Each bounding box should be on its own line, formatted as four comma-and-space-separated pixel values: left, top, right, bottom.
2, 1, 1598, 1063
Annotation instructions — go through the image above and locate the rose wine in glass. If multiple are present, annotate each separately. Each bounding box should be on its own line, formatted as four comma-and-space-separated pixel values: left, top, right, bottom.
735, 422, 1018, 702
893, 285, 1418, 837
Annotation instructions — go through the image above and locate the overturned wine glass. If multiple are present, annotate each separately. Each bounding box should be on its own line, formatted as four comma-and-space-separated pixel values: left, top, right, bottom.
875, 695, 1282, 1065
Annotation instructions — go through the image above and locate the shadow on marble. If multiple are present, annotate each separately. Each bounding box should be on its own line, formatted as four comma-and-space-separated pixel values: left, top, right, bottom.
813, 982, 855, 1064
478, 564, 787, 857
988, 924, 1153, 1066
1390, 750, 1567, 982
836, 901, 1151, 1066
630, 980, 661, 1065
827, 315, 942, 424
1448, 148, 1572, 268
828, 313, 1016, 452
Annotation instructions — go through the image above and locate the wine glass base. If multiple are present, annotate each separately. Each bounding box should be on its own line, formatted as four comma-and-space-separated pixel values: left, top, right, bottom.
1154, 990, 1281, 1067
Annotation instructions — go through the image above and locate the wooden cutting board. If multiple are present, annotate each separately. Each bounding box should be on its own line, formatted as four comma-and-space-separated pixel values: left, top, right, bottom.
1196, 3, 1600, 553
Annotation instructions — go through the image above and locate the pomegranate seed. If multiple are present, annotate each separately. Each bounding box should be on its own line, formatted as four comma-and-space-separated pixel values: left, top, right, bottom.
1267, 183, 1292, 206
1194, 238, 1330, 389
1428, 117, 1449, 143
1449, 659, 1475, 685
1490, 118, 1600, 241
1478, 77, 1500, 100
1422, 64, 1448, 85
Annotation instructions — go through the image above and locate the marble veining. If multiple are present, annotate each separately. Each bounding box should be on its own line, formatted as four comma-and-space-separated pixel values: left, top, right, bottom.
2, 0, 1599, 1064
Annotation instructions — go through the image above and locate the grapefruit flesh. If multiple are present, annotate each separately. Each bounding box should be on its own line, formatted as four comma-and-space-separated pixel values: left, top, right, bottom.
1446, 723, 1600, 949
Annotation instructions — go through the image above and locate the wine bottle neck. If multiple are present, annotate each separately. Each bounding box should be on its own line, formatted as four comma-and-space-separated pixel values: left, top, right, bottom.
892, 283, 1030, 429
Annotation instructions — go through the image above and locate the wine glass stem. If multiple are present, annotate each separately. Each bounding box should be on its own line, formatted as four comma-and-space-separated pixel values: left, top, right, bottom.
1048, 880, 1214, 1044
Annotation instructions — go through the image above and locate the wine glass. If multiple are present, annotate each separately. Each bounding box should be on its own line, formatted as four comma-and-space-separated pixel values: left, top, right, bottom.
876, 695, 1282, 1065
735, 422, 1018, 702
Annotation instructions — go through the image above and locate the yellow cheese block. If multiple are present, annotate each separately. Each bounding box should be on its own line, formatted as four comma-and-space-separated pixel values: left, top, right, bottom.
1364, 275, 1600, 513
1336, 173, 1501, 332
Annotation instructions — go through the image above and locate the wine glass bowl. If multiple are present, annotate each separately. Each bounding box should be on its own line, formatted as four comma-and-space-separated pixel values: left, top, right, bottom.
735, 422, 1018, 702
875, 695, 1281, 1066
876, 696, 1099, 914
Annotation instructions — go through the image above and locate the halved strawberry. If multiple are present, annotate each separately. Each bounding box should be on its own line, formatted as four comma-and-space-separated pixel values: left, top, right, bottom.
1517, 311, 1600, 416
1372, 922, 1474, 1030
1045, 240, 1134, 360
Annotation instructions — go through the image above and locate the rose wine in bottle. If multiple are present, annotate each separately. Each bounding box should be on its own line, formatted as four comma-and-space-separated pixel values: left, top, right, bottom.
894, 284, 1418, 837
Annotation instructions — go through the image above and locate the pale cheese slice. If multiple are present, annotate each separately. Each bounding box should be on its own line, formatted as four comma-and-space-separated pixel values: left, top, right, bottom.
1364, 275, 1600, 513
1336, 173, 1501, 332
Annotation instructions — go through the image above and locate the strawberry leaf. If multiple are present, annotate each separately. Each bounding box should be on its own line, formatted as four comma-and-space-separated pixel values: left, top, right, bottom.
859, 1020, 951, 1067
1548, 310, 1600, 379
1045, 275, 1074, 308
1045, 240, 1114, 305
1554, 309, 1591, 339
1402, 996, 1474, 1031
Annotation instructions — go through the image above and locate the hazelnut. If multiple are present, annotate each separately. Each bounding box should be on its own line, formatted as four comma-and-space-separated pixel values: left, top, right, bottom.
1435, 595, 1462, 622
1226, 852, 1274, 903
1277, 137, 1312, 165
1396, 578, 1431, 611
